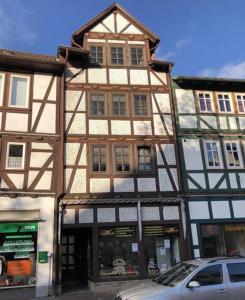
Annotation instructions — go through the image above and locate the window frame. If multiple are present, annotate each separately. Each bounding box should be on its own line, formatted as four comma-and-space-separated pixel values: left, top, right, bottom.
89, 44, 105, 65
223, 140, 243, 169
113, 144, 132, 174
196, 91, 213, 113
90, 144, 109, 173
216, 92, 233, 114
129, 46, 146, 67
136, 144, 154, 174
89, 92, 107, 117
234, 93, 245, 114
110, 93, 128, 117
6, 142, 26, 170
110, 45, 125, 66
8, 74, 30, 108
203, 140, 223, 169
0, 72, 5, 106
132, 94, 150, 117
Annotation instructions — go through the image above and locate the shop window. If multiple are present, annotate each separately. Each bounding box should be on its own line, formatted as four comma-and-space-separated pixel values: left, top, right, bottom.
236, 94, 245, 113
133, 95, 148, 116
204, 141, 222, 168
137, 145, 153, 172
190, 264, 223, 286
111, 47, 124, 65
6, 143, 25, 169
114, 145, 130, 172
217, 94, 232, 113
9, 75, 29, 108
131, 47, 144, 66
143, 225, 180, 275
90, 94, 105, 116
224, 141, 243, 168
112, 94, 127, 116
0, 222, 37, 287
198, 93, 212, 112
201, 224, 245, 257
91, 145, 107, 172
227, 263, 245, 282
90, 46, 103, 64
99, 227, 139, 277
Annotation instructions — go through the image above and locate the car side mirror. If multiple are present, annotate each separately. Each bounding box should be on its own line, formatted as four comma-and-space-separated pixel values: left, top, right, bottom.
188, 281, 200, 288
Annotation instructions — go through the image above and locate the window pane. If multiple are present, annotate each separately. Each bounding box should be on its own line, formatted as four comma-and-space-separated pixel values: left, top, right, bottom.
10, 77, 28, 106
8, 144, 24, 168
92, 145, 107, 172
227, 263, 245, 282
191, 265, 222, 286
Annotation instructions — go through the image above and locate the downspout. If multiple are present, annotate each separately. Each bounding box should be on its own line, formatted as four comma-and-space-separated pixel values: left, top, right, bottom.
180, 198, 187, 240
137, 200, 142, 241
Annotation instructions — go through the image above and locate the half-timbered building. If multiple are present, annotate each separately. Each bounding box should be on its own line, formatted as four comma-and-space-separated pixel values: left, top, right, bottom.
58, 3, 186, 292
173, 76, 245, 260
0, 49, 64, 296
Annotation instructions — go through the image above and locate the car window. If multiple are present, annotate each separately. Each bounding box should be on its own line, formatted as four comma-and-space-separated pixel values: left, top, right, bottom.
190, 264, 222, 286
227, 263, 245, 282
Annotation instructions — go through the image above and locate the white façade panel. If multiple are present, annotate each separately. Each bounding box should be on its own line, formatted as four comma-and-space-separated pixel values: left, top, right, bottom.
141, 207, 160, 221
228, 117, 237, 130
194, 249, 200, 258
8, 174, 24, 189
32, 143, 52, 150
200, 116, 217, 129
232, 200, 245, 218
65, 168, 72, 190
116, 13, 129, 32
164, 115, 173, 135
114, 178, 134, 192
0, 112, 2, 129
111, 120, 131, 135
89, 120, 108, 135
156, 145, 164, 165
5, 113, 28, 132
153, 115, 166, 135
191, 224, 199, 246
239, 173, 245, 188
69, 113, 86, 134
163, 206, 180, 220
152, 94, 171, 113
170, 168, 179, 190
66, 90, 85, 111
103, 13, 115, 33
208, 173, 226, 189
189, 201, 210, 220
32, 102, 41, 128
119, 207, 137, 222
65, 143, 80, 165
229, 173, 238, 189
211, 201, 231, 219
182, 139, 203, 170
219, 116, 228, 129
155, 72, 167, 85
161, 144, 176, 165
90, 23, 110, 33
63, 209, 75, 224
79, 144, 87, 166
0, 179, 9, 189
79, 208, 93, 223
137, 178, 156, 192
133, 121, 152, 135
65, 68, 86, 84
175, 89, 196, 113
33, 74, 54, 100
88, 68, 107, 84
36, 104, 56, 134
239, 117, 245, 129
179, 116, 197, 128
128, 41, 145, 45
48, 77, 57, 101
123, 24, 143, 34
188, 173, 206, 189
30, 152, 52, 168
90, 178, 110, 193
87, 38, 106, 43
188, 180, 198, 189
109, 69, 128, 84
158, 169, 173, 191
150, 72, 162, 85
35, 171, 52, 190
130, 69, 148, 85
70, 169, 86, 193
108, 40, 126, 44
97, 208, 115, 223
27, 171, 39, 187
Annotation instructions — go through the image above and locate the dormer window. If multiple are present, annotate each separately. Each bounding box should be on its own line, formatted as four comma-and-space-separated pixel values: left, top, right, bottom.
90, 46, 103, 64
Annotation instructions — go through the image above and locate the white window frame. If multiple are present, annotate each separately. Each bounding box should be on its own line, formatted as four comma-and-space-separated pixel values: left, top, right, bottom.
224, 140, 243, 169
8, 74, 30, 108
6, 142, 26, 170
196, 91, 213, 113
235, 93, 245, 114
216, 92, 233, 113
0, 72, 5, 106
204, 140, 223, 169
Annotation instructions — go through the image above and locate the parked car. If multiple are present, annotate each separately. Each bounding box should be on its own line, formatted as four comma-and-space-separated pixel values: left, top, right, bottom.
114, 257, 245, 300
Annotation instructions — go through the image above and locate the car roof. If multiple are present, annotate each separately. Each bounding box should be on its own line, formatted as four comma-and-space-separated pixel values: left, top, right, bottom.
185, 256, 245, 266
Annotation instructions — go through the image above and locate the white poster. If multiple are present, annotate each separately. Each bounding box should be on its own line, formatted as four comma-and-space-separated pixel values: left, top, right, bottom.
132, 243, 138, 252
164, 239, 170, 249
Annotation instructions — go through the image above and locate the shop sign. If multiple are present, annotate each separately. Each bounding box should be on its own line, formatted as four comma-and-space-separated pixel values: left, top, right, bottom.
144, 225, 179, 236
0, 223, 38, 234
100, 227, 136, 238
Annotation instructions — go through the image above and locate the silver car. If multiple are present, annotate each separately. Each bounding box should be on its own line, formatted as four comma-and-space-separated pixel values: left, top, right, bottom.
114, 257, 245, 300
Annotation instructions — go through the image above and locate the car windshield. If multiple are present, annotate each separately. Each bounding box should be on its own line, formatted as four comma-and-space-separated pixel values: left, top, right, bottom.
154, 263, 198, 287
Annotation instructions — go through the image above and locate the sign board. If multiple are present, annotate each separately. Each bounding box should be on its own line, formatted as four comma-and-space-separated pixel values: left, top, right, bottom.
38, 251, 48, 263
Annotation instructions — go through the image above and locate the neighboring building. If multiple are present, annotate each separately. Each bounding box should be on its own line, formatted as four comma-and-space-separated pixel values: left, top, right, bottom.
58, 3, 186, 293
173, 76, 245, 259
0, 49, 64, 296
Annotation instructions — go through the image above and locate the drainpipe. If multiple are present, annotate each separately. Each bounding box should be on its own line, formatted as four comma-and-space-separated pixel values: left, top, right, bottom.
180, 199, 187, 239
137, 200, 142, 241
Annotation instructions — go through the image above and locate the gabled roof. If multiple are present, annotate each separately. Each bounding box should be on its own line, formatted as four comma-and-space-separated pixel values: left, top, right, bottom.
72, 3, 160, 49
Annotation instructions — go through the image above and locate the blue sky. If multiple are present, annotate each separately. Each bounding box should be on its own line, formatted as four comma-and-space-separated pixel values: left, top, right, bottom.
1, 0, 245, 78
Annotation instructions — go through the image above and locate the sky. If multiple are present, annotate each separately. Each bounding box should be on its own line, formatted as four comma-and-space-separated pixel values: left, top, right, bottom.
1, 0, 245, 78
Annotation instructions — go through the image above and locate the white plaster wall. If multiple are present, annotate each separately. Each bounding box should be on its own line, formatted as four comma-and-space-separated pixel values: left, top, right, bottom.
32, 102, 41, 128
164, 115, 173, 135
162, 144, 176, 165
35, 171, 52, 190
65, 168, 72, 190
79, 144, 87, 166
36, 104, 56, 134
170, 168, 179, 190
239, 173, 245, 188
114, 178, 134, 192
69, 113, 86, 134
88, 68, 107, 84
152, 94, 171, 113
137, 178, 156, 192
103, 13, 115, 32
111, 120, 131, 135
33, 74, 56, 101
228, 117, 237, 130
70, 169, 86, 193
219, 117, 228, 129
158, 169, 173, 191
119, 207, 137, 222
200, 116, 217, 129
66, 90, 85, 111
133, 121, 152, 135
97, 208, 115, 222
188, 173, 206, 189
163, 206, 179, 220
28, 171, 39, 187
130, 70, 148, 85
123, 24, 143, 34
65, 143, 80, 165
232, 200, 245, 218
208, 173, 226, 189
0, 112, 3, 129
32, 143, 52, 150
182, 139, 203, 170
8, 174, 24, 189
116, 13, 129, 32
87, 38, 106, 43
90, 23, 110, 33
155, 72, 167, 85
239, 117, 245, 129
128, 41, 145, 45
150, 72, 162, 85
79, 208, 93, 223
30, 152, 52, 168
179, 116, 197, 128
5, 113, 28, 132
109, 69, 128, 84
141, 207, 160, 221
211, 201, 231, 219
108, 40, 126, 44
189, 201, 210, 220
153, 115, 166, 135
191, 224, 199, 246
65, 68, 86, 84
229, 173, 238, 189
90, 178, 110, 193
175, 89, 196, 113
89, 120, 108, 135
156, 145, 164, 165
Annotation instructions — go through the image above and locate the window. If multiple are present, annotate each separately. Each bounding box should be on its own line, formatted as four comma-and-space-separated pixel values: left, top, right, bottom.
9, 75, 29, 108
90, 46, 103, 64
224, 142, 242, 168
91, 145, 107, 172
90, 94, 105, 116
111, 47, 124, 65
190, 265, 223, 286
218, 94, 232, 112
115, 145, 130, 172
0, 73, 4, 105
204, 141, 222, 168
236, 94, 245, 113
137, 146, 153, 172
112, 94, 126, 116
131, 47, 144, 66
227, 263, 245, 283
6, 143, 25, 169
134, 95, 148, 116
198, 93, 212, 112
